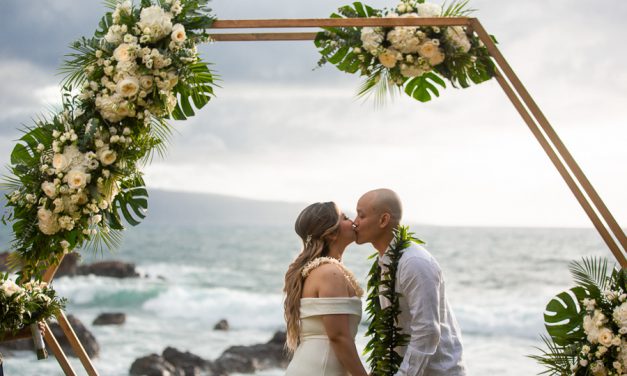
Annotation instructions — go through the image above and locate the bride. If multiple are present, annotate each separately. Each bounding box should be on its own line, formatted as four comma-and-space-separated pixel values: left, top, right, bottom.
283, 202, 368, 376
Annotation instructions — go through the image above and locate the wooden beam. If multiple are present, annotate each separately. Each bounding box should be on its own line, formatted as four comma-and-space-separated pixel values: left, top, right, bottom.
210, 32, 317, 42
471, 18, 627, 266
211, 17, 471, 29
43, 322, 77, 376
56, 312, 100, 376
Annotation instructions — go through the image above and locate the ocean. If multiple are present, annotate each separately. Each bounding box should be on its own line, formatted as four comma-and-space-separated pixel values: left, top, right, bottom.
0, 223, 616, 375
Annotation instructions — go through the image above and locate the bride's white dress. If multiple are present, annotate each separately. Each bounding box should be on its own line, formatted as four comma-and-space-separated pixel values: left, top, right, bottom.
285, 297, 362, 376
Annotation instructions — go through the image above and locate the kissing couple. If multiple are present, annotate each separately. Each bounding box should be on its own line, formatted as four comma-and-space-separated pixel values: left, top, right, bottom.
283, 189, 466, 376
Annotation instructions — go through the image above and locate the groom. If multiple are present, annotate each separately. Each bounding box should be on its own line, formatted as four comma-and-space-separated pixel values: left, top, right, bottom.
353, 188, 466, 376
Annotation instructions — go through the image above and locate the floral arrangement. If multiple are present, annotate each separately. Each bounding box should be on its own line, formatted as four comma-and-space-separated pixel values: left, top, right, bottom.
533, 258, 627, 375
0, 274, 66, 338
315, 0, 496, 104
1, 0, 216, 281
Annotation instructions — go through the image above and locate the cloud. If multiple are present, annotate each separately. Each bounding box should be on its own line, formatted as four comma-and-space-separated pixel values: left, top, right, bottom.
0, 0, 625, 227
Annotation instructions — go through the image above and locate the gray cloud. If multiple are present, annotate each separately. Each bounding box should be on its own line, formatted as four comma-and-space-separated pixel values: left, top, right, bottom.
0, 0, 626, 226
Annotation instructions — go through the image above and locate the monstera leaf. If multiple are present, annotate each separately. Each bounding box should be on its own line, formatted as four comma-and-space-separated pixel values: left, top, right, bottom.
544, 286, 588, 346
404, 73, 447, 102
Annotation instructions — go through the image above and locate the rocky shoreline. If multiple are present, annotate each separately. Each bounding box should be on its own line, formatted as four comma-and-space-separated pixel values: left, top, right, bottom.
1, 253, 289, 375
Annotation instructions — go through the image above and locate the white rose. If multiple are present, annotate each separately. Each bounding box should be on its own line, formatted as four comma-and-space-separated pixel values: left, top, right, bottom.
100, 150, 117, 166
418, 40, 439, 59
139, 75, 154, 90
52, 153, 69, 172
113, 43, 134, 62
1, 280, 23, 297
171, 23, 186, 43
116, 76, 140, 97
598, 327, 614, 347
66, 169, 89, 189
53, 198, 64, 213
60, 240, 70, 249
378, 49, 400, 68
41, 181, 57, 199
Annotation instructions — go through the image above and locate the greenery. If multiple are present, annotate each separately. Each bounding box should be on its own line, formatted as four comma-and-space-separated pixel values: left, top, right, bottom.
364, 225, 424, 374
315, 0, 496, 105
531, 257, 627, 375
1, 0, 217, 282
0, 274, 66, 339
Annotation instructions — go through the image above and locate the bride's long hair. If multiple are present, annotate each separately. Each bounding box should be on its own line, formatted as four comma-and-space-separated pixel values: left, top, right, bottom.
283, 201, 341, 352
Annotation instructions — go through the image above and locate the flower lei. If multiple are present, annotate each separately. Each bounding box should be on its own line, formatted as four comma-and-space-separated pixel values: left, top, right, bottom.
302, 257, 364, 297
364, 225, 424, 375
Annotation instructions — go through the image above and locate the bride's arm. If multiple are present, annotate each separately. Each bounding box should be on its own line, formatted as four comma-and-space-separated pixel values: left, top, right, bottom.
322, 314, 368, 376
317, 266, 368, 376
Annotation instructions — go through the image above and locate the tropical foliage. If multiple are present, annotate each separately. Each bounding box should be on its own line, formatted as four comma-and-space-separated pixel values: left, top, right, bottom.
1, 0, 216, 282
315, 0, 496, 105
0, 274, 66, 339
532, 258, 627, 375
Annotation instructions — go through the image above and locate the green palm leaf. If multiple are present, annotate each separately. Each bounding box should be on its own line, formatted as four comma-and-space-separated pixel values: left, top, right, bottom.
569, 257, 610, 297
528, 335, 576, 375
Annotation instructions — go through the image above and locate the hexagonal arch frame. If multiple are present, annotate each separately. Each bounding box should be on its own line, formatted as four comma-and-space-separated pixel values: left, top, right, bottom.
5, 16, 626, 376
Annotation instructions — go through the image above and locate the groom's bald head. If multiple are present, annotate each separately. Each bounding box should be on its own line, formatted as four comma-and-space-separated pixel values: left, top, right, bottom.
360, 188, 403, 227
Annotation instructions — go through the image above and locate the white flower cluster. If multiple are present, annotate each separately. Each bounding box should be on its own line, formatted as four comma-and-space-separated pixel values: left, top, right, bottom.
357, 0, 472, 79
574, 292, 627, 375
35, 119, 119, 236
0, 276, 64, 335
82, 0, 191, 124
0, 279, 24, 298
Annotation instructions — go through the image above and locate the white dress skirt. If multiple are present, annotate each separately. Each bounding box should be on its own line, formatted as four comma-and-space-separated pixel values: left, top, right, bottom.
285, 297, 362, 376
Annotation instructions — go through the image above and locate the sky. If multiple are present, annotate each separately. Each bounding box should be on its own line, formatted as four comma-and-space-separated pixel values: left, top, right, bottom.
0, 0, 626, 228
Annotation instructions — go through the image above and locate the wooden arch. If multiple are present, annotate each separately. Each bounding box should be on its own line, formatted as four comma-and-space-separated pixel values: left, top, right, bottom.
4, 16, 626, 376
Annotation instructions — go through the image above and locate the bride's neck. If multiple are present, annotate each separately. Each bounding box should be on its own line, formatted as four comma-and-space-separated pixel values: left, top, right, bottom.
327, 244, 345, 261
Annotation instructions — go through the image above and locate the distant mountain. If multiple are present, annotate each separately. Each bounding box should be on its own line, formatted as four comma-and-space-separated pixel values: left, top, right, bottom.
143, 189, 305, 226
0, 189, 306, 227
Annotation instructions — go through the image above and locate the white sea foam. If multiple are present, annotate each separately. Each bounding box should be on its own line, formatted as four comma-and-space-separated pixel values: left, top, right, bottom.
143, 286, 284, 329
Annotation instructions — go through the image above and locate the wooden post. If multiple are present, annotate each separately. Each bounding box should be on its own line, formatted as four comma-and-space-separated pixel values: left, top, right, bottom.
468, 18, 627, 266
43, 322, 77, 376
42, 256, 100, 376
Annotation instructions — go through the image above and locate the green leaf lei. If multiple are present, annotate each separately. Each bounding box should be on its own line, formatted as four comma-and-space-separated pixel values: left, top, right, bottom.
364, 225, 425, 375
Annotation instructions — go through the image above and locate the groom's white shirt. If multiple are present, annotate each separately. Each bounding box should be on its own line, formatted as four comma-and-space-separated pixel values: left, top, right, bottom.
378, 242, 466, 376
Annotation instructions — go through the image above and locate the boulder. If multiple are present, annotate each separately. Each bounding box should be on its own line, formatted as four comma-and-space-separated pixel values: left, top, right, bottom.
162, 347, 214, 376
0, 315, 99, 359
54, 252, 81, 277
77, 261, 140, 278
130, 353, 183, 376
213, 319, 229, 331
213, 331, 289, 374
93, 313, 126, 326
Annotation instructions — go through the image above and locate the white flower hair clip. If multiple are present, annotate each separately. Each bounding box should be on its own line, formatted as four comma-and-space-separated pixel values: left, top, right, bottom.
305, 235, 313, 248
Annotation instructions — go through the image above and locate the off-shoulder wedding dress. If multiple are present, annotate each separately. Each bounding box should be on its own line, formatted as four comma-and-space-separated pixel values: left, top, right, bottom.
285, 296, 362, 375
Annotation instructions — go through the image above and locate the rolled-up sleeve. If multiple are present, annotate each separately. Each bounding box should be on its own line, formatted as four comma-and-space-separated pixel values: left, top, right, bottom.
395, 255, 442, 376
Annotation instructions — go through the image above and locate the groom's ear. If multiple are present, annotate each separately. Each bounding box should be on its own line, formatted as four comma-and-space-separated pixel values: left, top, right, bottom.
378, 213, 390, 228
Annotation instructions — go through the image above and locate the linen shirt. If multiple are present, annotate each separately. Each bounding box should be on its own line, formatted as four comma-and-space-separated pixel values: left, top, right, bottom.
378, 242, 466, 376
